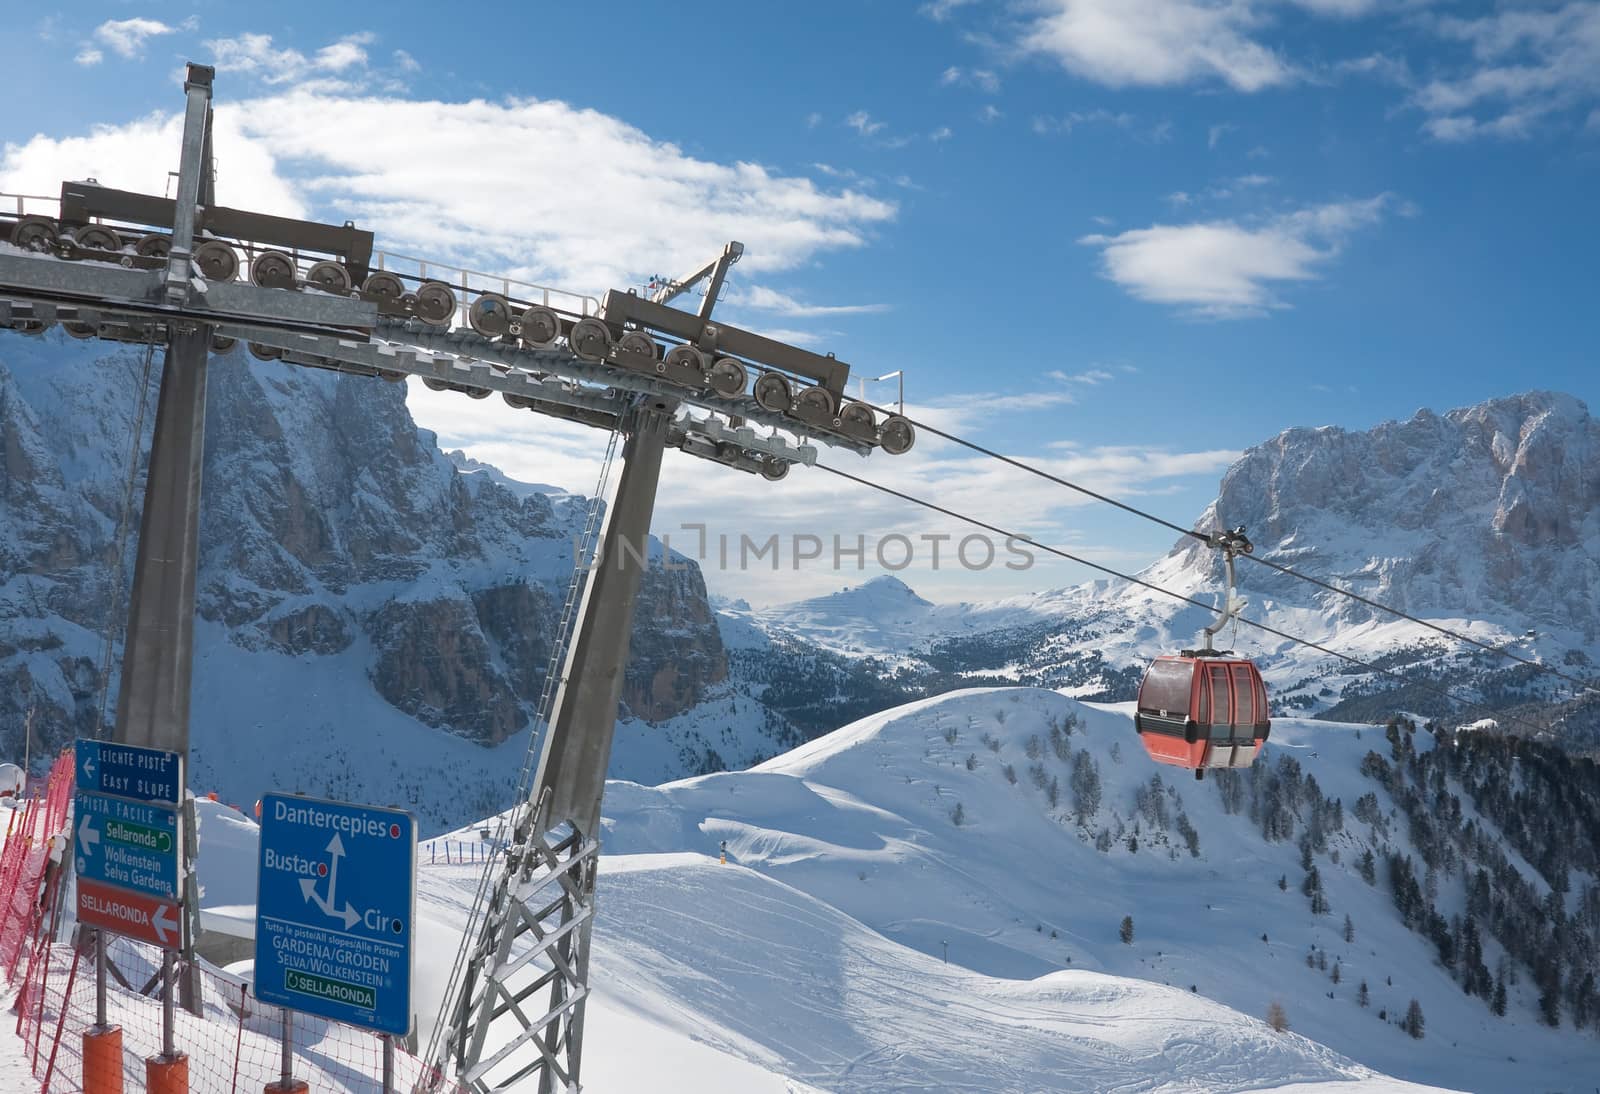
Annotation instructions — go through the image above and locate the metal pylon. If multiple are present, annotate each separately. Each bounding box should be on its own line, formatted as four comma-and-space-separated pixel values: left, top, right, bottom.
437, 398, 675, 1092
111, 62, 217, 1017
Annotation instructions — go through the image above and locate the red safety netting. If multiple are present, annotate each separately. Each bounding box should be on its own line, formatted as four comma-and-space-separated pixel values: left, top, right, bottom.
25, 935, 463, 1093
1, 753, 73, 979
2, 752, 464, 1093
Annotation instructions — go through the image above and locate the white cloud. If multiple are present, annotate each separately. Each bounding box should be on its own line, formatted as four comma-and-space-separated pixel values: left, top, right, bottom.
1207, 122, 1236, 149
0, 110, 305, 218
929, 126, 954, 141
75, 47, 104, 67
941, 66, 1001, 92
393, 49, 420, 73
978, 104, 1004, 124
1046, 368, 1117, 385
736, 286, 890, 318
1079, 195, 1391, 318
315, 32, 373, 72
1287, 0, 1379, 14
805, 112, 823, 129
1017, 0, 1296, 92
920, 0, 980, 21
93, 17, 175, 59
202, 32, 382, 91
845, 111, 887, 136
1031, 109, 1134, 135
1417, 3, 1600, 140
0, 90, 896, 298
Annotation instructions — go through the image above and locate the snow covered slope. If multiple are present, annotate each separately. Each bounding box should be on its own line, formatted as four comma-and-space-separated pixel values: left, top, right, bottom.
172, 770, 1457, 1093
95, 684, 1595, 1092
597, 689, 1597, 1093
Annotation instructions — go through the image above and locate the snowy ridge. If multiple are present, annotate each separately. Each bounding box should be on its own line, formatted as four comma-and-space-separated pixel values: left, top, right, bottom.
593, 689, 1593, 1092
167, 689, 1506, 1093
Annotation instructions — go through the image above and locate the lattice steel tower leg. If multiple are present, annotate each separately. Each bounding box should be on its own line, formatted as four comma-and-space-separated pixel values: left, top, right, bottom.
111, 63, 216, 1016
444, 397, 676, 1092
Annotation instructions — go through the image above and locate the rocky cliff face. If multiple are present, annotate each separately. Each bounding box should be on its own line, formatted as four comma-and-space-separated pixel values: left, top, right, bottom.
1159, 391, 1600, 638
0, 329, 728, 823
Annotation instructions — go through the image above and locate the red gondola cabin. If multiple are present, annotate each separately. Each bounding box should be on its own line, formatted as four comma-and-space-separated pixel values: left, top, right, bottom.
1134, 655, 1270, 777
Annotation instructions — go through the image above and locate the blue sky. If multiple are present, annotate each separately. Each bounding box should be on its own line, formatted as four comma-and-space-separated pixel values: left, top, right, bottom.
6, 2, 1598, 604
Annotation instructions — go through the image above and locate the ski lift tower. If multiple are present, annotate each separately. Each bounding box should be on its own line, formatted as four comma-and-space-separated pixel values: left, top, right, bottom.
0, 64, 916, 1092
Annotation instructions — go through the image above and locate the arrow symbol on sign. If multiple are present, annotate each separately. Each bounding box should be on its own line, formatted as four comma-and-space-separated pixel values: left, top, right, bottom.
298, 834, 361, 929
325, 833, 344, 906
82, 753, 98, 784
77, 812, 100, 857
151, 904, 177, 946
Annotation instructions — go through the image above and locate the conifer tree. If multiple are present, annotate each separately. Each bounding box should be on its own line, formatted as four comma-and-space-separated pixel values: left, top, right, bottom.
1402, 999, 1425, 1039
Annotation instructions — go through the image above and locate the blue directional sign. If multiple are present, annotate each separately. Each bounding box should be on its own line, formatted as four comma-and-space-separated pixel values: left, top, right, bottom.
255, 793, 416, 1036
74, 789, 181, 901
75, 739, 183, 805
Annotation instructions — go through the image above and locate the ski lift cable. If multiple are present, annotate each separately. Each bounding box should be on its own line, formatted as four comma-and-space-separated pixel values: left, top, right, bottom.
814, 461, 1561, 739
838, 403, 1600, 698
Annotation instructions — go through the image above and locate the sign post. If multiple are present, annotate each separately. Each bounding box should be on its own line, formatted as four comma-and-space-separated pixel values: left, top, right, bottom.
256, 792, 416, 1091
73, 737, 186, 1093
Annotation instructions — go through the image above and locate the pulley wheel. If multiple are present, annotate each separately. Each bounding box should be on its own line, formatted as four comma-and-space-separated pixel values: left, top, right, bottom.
840, 402, 877, 432
503, 393, 538, 410
194, 240, 239, 282
423, 377, 449, 392
469, 293, 515, 338
518, 306, 560, 348
568, 317, 613, 361
618, 331, 658, 362
12, 218, 58, 253
792, 386, 837, 424
760, 457, 790, 482
377, 370, 406, 383
62, 321, 96, 339
74, 226, 121, 253
362, 272, 406, 308
414, 281, 457, 326
878, 414, 915, 455
136, 234, 171, 259
210, 334, 238, 354
662, 345, 708, 384
707, 357, 748, 398
305, 260, 352, 295
247, 342, 283, 361
250, 250, 298, 290
752, 371, 793, 413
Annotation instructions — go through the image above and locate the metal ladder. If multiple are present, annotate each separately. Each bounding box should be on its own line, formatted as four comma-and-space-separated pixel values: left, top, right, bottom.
422, 421, 623, 1078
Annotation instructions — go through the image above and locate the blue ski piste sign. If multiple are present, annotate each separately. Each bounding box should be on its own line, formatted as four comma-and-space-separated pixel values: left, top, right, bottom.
75, 739, 183, 805
74, 789, 180, 900
73, 738, 185, 950
255, 793, 416, 1036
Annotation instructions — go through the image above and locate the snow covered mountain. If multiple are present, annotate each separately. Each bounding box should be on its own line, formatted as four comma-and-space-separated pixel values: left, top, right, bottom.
741, 392, 1600, 748
177, 685, 1598, 1092
0, 330, 790, 830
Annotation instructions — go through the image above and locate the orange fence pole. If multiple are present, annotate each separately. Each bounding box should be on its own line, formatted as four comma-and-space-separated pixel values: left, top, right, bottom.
146, 1051, 189, 1094
83, 1025, 125, 1094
